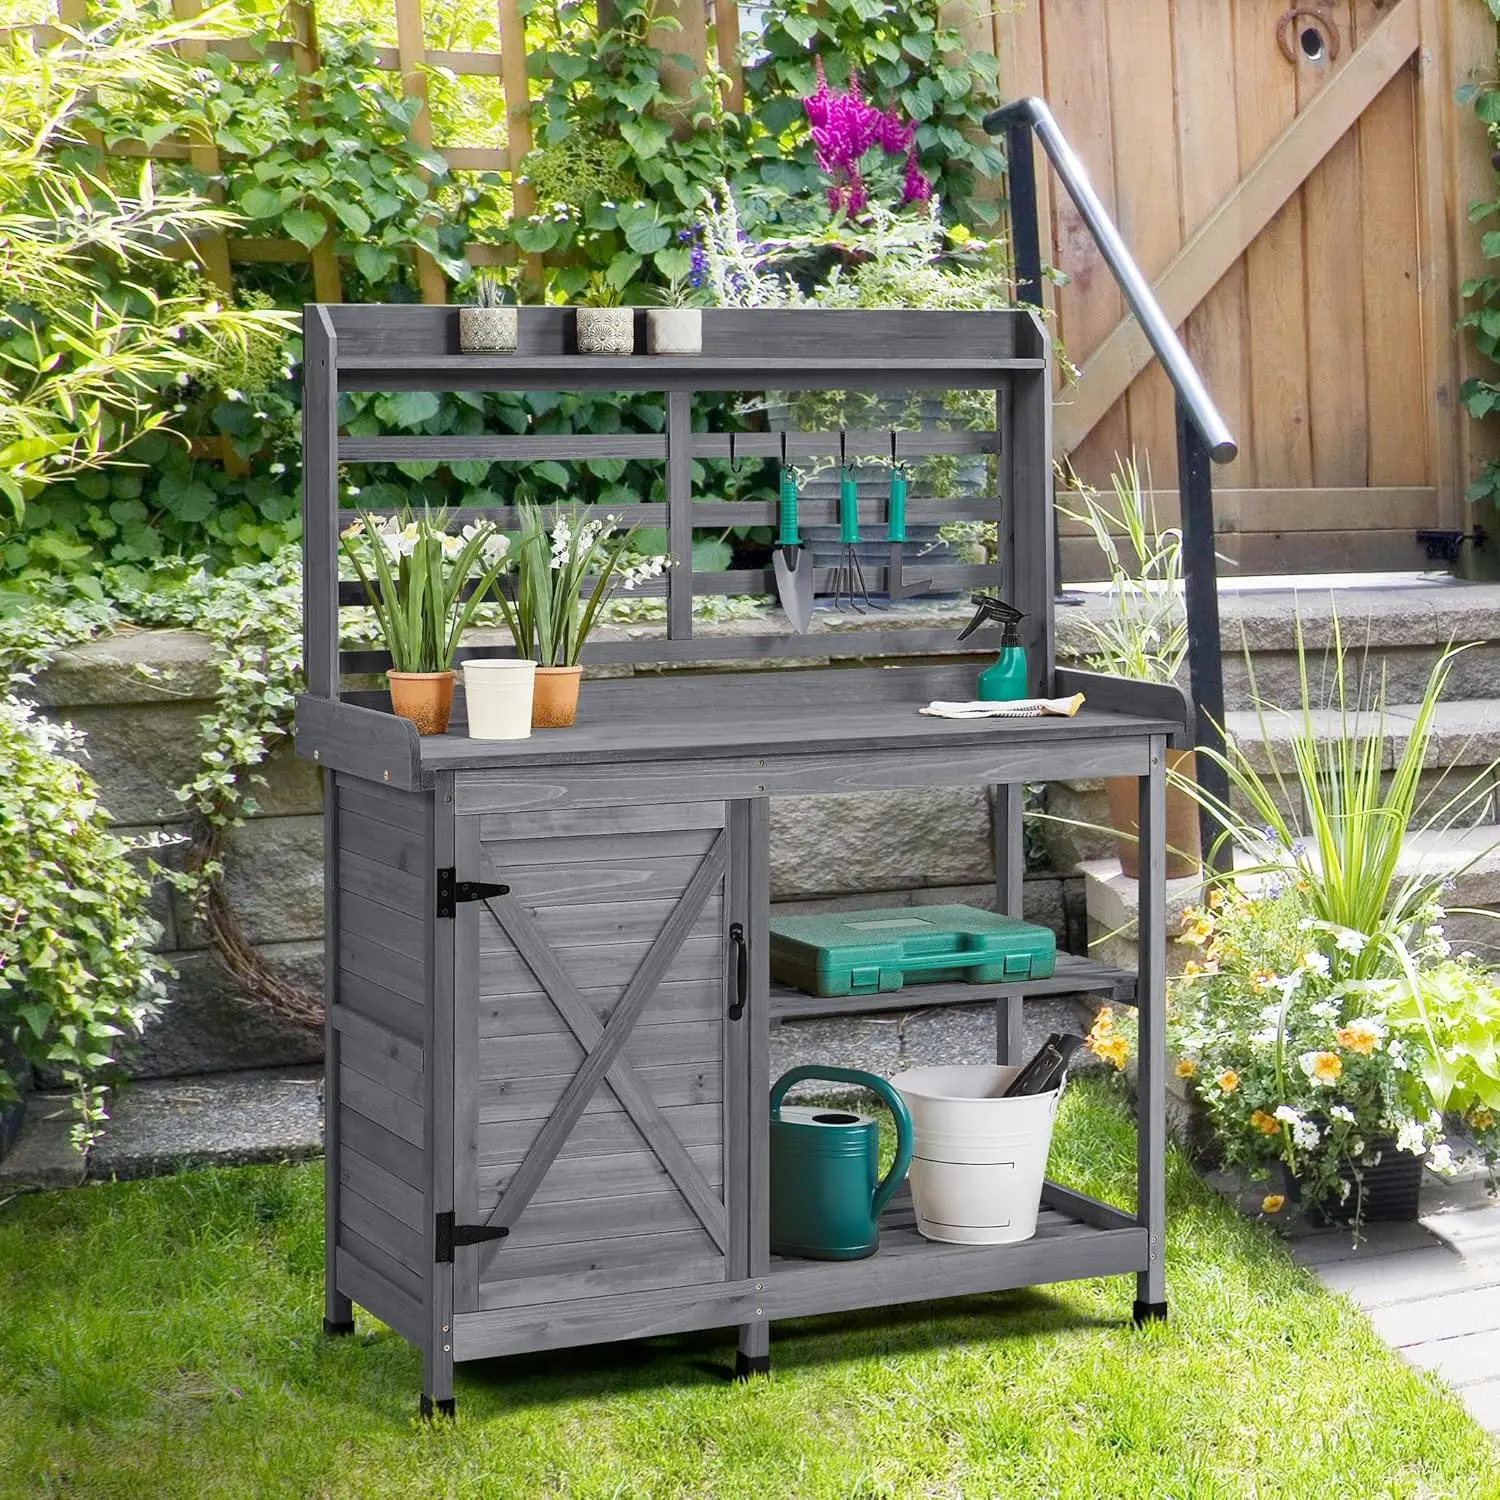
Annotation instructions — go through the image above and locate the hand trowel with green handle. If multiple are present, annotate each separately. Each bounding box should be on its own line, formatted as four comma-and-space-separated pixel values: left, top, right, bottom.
772, 457, 814, 634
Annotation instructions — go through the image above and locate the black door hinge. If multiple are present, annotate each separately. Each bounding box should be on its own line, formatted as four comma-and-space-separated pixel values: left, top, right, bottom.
435, 1210, 509, 1263
1416, 526, 1486, 566
435, 867, 509, 919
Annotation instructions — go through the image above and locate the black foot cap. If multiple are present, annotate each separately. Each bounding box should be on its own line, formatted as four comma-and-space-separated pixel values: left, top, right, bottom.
420, 1395, 456, 1421
323, 1317, 355, 1337
1132, 1299, 1169, 1326
734, 1351, 771, 1381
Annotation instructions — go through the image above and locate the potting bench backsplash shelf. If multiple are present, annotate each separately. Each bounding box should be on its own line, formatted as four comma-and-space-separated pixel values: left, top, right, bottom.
294, 304, 1186, 1417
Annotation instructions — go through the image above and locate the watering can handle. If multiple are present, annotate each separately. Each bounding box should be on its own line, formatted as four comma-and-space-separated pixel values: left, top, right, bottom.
768, 1066, 914, 1220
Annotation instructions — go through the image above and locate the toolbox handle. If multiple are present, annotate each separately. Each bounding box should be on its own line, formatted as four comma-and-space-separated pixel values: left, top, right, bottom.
891, 948, 1008, 975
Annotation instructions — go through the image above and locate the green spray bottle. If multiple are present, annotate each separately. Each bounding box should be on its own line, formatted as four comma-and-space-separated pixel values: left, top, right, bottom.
957, 592, 1028, 702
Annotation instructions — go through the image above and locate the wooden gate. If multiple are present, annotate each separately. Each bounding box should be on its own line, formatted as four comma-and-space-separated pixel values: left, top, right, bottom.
997, 0, 1496, 578
450, 801, 742, 1313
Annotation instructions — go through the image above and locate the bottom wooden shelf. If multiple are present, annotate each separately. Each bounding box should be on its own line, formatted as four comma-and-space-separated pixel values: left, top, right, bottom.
769, 951, 1137, 1021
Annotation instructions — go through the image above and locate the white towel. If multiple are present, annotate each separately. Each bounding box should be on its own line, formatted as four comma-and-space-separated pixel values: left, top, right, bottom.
920, 693, 1086, 720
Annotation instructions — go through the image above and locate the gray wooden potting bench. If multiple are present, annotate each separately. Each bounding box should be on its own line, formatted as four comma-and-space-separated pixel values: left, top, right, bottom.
294, 305, 1187, 1417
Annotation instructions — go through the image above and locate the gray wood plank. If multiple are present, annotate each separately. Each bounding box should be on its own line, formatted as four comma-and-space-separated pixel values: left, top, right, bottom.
341, 1183, 425, 1272
486, 1185, 713, 1248
479, 835, 727, 1246
335, 1246, 426, 1344
745, 797, 771, 1281
480, 977, 723, 1039
339, 1220, 423, 1302
452, 1278, 762, 1361
338, 808, 426, 872
329, 1002, 424, 1074
452, 736, 1154, 815
473, 1059, 723, 1124
488, 865, 717, 912
337, 968, 425, 1045
302, 307, 338, 701
340, 930, 425, 1004
474, 1226, 714, 1285
340, 1030, 425, 1103
478, 827, 717, 866
340, 1063, 424, 1145
478, 1019, 723, 1082
1052, 669, 1194, 750
424, 778, 455, 1403
340, 434, 667, 462
478, 801, 724, 840
341, 1146, 425, 1231
725, 799, 750, 1284
1009, 351, 1052, 694
338, 779, 428, 834
666, 388, 693, 640
478, 1101, 722, 1167
484, 1142, 723, 1208
338, 848, 425, 913
453, 808, 482, 1314
1136, 736, 1168, 1307
296, 695, 421, 789
340, 888, 425, 954
339, 1104, 424, 1186
1039, 1181, 1136, 1233
478, 1247, 726, 1313
687, 429, 1001, 462
480, 934, 722, 996
492, 897, 722, 952
322, 776, 347, 1330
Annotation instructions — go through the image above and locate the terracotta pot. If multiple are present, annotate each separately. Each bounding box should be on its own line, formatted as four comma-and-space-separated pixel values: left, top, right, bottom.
532, 665, 582, 728
387, 670, 455, 736
1104, 748, 1201, 879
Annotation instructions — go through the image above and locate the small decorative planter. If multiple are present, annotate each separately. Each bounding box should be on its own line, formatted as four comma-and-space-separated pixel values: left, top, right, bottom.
462, 658, 535, 740
387, 670, 456, 736
1283, 1138, 1425, 1224
532, 665, 582, 728
647, 308, 702, 355
1106, 749, 1201, 879
458, 306, 518, 354
575, 307, 634, 356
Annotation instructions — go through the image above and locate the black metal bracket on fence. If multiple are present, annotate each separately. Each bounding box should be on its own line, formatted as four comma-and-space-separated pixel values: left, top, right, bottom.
434, 868, 510, 920
1415, 527, 1486, 567
986, 96, 1239, 871
434, 1210, 509, 1264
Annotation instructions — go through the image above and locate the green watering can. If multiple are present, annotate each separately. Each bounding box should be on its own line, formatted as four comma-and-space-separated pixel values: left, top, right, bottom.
769, 1067, 914, 1261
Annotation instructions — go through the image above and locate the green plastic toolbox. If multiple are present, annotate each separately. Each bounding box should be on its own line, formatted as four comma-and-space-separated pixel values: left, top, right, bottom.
769, 904, 1057, 998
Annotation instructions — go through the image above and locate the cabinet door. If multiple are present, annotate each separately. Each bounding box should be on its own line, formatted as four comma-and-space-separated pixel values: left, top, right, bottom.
450, 799, 746, 1313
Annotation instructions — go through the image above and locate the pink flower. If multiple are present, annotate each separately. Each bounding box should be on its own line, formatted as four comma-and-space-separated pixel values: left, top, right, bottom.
803, 60, 929, 216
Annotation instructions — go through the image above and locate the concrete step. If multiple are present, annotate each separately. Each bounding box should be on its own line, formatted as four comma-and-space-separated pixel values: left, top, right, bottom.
1083, 825, 1500, 974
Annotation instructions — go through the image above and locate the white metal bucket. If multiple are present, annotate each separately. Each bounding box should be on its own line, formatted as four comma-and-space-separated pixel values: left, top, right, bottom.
462, 659, 536, 740
889, 1064, 1060, 1245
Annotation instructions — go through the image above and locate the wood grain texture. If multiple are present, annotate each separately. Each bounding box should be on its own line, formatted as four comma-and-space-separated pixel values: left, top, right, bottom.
337, 969, 425, 1045
667, 389, 693, 640
473, 1059, 723, 1125
300, 312, 339, 702
335, 1247, 425, 1345
297, 696, 421, 790
478, 1101, 722, 1166
480, 935, 723, 998
477, 1019, 724, 1082
481, 976, 723, 1039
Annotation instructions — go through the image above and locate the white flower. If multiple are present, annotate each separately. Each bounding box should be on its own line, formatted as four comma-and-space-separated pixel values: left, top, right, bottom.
1396, 1118, 1426, 1155
1387, 1038, 1407, 1068
1275, 1106, 1321, 1151
1333, 929, 1367, 955
1298, 916, 1316, 931
1250, 1026, 1279, 1048
1274, 1105, 1302, 1126
1299, 951, 1330, 978
269, 463, 286, 475
223, 388, 244, 402
1430, 1142, 1456, 1174
1330, 1105, 1356, 1124
439, 531, 464, 558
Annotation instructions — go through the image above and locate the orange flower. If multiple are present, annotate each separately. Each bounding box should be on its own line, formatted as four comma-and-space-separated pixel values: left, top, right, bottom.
1261, 1194, 1286, 1215
1178, 910, 1214, 947
1090, 1032, 1130, 1071
1249, 968, 1276, 992
1335, 1020, 1378, 1056
1304, 1051, 1343, 1086
1249, 1109, 1280, 1136
1175, 1058, 1197, 1079
1216, 1069, 1240, 1094
1208, 887, 1225, 909
1470, 1107, 1495, 1133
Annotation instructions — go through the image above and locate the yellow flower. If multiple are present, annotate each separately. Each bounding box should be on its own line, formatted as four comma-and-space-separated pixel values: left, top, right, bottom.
1216, 1069, 1240, 1094
1089, 1008, 1115, 1037
1261, 1194, 1286, 1215
1470, 1107, 1495, 1133
1335, 1020, 1378, 1056
1306, 1051, 1343, 1085
1091, 1033, 1130, 1071
1249, 1109, 1280, 1136
1249, 968, 1276, 992
1175, 1058, 1196, 1079
1178, 910, 1214, 947
1208, 887, 1225, 909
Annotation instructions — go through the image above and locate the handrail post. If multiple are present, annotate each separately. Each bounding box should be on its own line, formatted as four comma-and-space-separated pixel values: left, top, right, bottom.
1176, 398, 1230, 874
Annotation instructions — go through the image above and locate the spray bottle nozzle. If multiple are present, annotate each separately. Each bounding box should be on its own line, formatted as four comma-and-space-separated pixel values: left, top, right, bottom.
956, 592, 1026, 644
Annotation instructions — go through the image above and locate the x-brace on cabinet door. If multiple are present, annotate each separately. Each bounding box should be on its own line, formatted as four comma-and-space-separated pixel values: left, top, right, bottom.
449, 797, 749, 1313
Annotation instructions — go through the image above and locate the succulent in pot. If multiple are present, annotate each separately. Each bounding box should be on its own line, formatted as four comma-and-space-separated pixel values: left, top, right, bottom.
340, 507, 511, 735
458, 268, 519, 353
491, 502, 670, 727
647, 275, 704, 355
574, 273, 634, 355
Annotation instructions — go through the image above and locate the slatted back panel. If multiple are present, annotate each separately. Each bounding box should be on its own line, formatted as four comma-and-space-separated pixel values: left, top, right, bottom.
455, 801, 731, 1312
304, 304, 1055, 698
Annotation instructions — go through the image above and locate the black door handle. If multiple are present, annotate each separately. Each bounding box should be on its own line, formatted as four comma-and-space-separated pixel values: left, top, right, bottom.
728, 921, 747, 1021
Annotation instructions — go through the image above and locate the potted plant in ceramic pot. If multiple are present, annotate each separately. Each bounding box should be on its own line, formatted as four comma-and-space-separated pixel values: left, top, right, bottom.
1063, 456, 1200, 878
493, 502, 669, 728
340, 508, 511, 735
646, 275, 703, 355
574, 272, 635, 355
458, 267, 518, 354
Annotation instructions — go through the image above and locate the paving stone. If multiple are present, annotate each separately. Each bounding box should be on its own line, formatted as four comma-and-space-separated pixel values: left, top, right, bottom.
1405, 1331, 1500, 1390
1460, 1378, 1500, 1434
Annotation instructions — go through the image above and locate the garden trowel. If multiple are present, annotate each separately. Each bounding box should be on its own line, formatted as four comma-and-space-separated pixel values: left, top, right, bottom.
772, 460, 814, 633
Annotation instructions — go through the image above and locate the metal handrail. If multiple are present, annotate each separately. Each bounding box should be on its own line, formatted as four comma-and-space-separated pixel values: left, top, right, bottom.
985, 96, 1236, 870
986, 97, 1236, 462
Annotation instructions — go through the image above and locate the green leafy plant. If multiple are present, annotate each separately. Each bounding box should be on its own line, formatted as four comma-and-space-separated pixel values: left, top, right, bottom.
576, 272, 626, 309
1458, 51, 1500, 507
1061, 455, 1186, 685
1388, 960, 1500, 1134
0, 697, 167, 1157
466, 268, 514, 308
341, 509, 511, 674
494, 503, 668, 666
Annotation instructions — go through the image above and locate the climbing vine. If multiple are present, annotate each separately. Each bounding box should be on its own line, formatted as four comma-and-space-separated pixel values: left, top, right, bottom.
1458, 26, 1500, 506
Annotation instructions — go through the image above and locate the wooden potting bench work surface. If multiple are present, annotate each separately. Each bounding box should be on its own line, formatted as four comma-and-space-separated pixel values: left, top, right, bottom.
294, 305, 1190, 1416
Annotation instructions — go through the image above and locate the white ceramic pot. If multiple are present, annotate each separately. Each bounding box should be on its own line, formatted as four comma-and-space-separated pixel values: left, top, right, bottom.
889, 1064, 1060, 1246
458, 306, 518, 353
461, 658, 536, 740
646, 308, 702, 355
575, 307, 635, 355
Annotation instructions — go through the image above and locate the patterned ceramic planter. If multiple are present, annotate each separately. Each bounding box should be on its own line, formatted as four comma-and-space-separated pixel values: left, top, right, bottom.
458, 306, 518, 353
647, 308, 702, 355
575, 307, 634, 356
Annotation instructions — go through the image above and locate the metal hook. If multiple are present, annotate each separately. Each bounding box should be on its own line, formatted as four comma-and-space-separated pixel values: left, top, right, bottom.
780, 430, 787, 468
729, 432, 748, 473
890, 430, 898, 469
839, 428, 847, 471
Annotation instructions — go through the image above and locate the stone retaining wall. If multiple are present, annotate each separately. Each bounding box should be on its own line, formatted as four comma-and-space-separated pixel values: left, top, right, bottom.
34, 629, 1090, 1078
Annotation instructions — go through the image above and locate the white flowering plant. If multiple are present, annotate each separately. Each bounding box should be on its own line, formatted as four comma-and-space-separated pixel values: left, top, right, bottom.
494, 502, 670, 668
340, 507, 510, 674
1170, 883, 1500, 1224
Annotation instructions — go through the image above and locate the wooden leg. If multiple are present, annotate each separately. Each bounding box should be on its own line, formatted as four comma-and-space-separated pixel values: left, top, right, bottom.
736, 1318, 770, 1378
1134, 735, 1168, 1322
994, 783, 1027, 1066
322, 786, 353, 1338
996, 993, 1024, 1065
422, 1329, 456, 1418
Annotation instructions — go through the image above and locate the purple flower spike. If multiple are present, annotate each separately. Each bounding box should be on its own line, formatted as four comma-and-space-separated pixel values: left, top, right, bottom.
803, 59, 923, 219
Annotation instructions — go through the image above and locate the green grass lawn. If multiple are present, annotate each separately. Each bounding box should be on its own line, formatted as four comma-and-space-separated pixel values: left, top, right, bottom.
1, 1077, 1495, 1500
